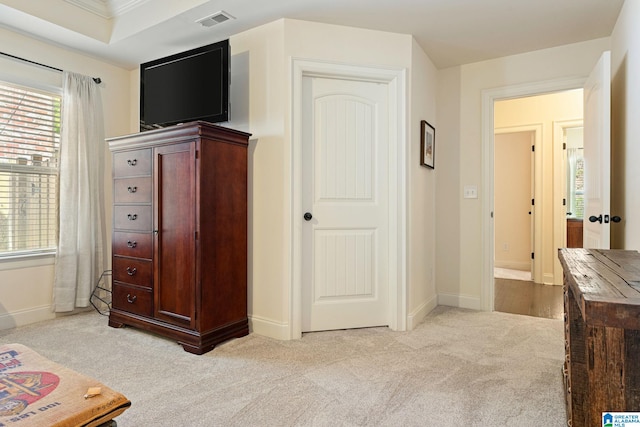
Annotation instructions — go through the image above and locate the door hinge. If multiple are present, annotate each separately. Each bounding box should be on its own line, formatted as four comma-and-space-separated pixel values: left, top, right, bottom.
531, 252, 535, 260
531, 145, 535, 152
563, 143, 567, 150
563, 198, 566, 206
194, 231, 198, 240
531, 198, 535, 206
195, 150, 199, 159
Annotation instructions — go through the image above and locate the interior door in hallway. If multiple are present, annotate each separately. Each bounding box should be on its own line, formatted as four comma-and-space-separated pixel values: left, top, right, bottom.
583, 51, 611, 249
494, 131, 534, 279
301, 75, 389, 332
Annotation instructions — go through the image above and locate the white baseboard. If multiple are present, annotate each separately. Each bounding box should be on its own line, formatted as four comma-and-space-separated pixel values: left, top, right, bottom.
407, 295, 438, 330
249, 314, 290, 340
494, 260, 530, 271
0, 305, 55, 330
437, 293, 481, 310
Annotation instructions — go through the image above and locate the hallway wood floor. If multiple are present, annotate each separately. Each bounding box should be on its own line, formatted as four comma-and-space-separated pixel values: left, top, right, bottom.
494, 278, 564, 320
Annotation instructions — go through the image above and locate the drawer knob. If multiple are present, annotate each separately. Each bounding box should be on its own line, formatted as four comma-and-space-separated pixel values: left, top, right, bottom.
126, 267, 137, 276
127, 159, 137, 166
127, 240, 137, 248
127, 214, 138, 221
127, 186, 138, 193
126, 294, 137, 304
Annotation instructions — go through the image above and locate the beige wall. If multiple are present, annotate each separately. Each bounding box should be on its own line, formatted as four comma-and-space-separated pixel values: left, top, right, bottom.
227, 20, 287, 337
436, 38, 610, 309
0, 28, 132, 328
2, 17, 438, 337
494, 90, 583, 285
408, 37, 438, 327
227, 19, 438, 338
611, 1, 640, 251
435, 67, 461, 307
6, 7, 633, 333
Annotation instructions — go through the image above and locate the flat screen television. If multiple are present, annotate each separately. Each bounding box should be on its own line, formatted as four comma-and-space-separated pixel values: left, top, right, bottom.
140, 39, 229, 130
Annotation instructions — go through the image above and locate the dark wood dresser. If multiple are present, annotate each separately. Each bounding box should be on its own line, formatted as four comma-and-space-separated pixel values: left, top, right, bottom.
558, 248, 640, 426
108, 121, 251, 354
566, 219, 584, 248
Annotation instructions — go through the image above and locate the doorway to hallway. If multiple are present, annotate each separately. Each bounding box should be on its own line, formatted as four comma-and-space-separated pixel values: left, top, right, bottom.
492, 89, 584, 318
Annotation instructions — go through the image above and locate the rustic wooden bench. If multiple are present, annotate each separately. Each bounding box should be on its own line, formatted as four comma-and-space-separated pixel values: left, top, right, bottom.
558, 248, 640, 426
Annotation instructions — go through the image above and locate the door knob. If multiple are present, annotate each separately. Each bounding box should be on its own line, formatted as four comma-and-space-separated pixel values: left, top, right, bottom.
589, 215, 603, 224
304, 212, 313, 221
611, 216, 622, 223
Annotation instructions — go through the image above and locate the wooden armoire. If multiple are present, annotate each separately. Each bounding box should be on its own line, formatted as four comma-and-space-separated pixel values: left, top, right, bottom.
108, 122, 250, 354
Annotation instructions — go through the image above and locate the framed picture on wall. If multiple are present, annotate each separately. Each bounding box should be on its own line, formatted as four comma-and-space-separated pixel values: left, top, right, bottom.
420, 120, 435, 169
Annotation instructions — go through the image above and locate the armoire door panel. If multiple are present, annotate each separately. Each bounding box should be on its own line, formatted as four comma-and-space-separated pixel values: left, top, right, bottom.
153, 142, 196, 328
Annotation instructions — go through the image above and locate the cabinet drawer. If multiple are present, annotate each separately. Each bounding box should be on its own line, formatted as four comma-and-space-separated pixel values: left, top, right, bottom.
113, 149, 151, 177
114, 177, 152, 204
113, 256, 152, 288
113, 283, 152, 317
113, 232, 152, 259
114, 206, 152, 231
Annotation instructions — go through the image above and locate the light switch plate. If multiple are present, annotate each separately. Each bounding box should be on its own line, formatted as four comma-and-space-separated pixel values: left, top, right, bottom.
463, 185, 478, 199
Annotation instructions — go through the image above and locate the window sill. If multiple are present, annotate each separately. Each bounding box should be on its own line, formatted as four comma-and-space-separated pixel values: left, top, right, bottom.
0, 251, 56, 271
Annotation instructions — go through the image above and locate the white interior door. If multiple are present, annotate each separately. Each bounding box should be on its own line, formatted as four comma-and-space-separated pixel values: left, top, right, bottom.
529, 133, 535, 277
301, 75, 389, 332
583, 51, 611, 249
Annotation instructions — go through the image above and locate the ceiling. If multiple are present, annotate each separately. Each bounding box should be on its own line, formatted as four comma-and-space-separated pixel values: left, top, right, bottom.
0, 0, 625, 70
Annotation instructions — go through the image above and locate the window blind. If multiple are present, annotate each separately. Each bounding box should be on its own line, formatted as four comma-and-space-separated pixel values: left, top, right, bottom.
0, 81, 60, 257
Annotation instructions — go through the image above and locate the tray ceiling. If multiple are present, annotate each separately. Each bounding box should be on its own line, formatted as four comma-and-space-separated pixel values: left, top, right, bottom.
1, 0, 627, 70
64, 0, 148, 19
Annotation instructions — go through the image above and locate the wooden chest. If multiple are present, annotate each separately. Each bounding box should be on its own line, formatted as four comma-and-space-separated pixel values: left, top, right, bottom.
558, 248, 640, 426
108, 122, 251, 354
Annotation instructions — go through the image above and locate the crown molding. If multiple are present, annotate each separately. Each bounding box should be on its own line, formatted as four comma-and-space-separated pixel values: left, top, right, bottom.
64, 0, 149, 19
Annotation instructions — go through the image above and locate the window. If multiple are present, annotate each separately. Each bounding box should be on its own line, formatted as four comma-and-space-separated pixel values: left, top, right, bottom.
0, 80, 61, 258
567, 148, 584, 220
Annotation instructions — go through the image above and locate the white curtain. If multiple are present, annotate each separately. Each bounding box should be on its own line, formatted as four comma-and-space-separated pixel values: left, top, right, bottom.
53, 72, 106, 312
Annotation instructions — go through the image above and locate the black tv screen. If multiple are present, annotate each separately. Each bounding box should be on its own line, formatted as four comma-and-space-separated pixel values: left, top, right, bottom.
140, 39, 229, 129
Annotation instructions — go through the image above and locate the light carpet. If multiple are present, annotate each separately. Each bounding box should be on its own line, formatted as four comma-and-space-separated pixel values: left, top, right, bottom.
0, 306, 566, 426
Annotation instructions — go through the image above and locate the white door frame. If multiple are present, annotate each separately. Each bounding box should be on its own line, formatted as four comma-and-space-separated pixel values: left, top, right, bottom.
553, 119, 583, 284
481, 77, 586, 312
291, 58, 407, 338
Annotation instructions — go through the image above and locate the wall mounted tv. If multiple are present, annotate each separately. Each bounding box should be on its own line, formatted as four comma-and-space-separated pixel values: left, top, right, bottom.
140, 39, 229, 130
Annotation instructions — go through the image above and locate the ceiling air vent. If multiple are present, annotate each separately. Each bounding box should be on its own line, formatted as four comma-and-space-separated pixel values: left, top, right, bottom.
196, 11, 235, 28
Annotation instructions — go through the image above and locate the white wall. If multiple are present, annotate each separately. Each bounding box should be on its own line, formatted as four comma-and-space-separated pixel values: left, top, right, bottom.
610, 1, 640, 251
227, 19, 438, 338
408, 38, 438, 327
436, 38, 610, 309
228, 20, 288, 338
435, 67, 461, 307
0, 27, 132, 329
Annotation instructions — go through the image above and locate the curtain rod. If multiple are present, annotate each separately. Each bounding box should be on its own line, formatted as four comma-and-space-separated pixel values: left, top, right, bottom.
0, 51, 102, 84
